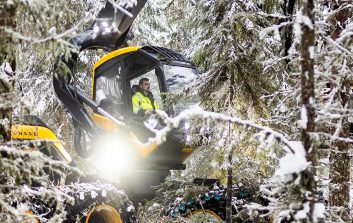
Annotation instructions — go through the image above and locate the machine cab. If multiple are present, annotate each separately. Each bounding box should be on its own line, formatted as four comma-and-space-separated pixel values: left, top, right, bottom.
90, 46, 200, 168
92, 46, 199, 120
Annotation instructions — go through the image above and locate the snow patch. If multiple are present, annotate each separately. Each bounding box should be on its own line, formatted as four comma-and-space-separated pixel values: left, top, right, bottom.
279, 104, 288, 113
302, 15, 314, 29
299, 105, 308, 129
127, 205, 135, 212
4, 63, 13, 75
313, 203, 325, 222
274, 141, 309, 181
48, 26, 56, 34
148, 203, 160, 212
34, 79, 43, 86
295, 202, 309, 220
309, 46, 315, 59
245, 19, 254, 30
17, 203, 29, 213
295, 202, 325, 222
294, 10, 303, 37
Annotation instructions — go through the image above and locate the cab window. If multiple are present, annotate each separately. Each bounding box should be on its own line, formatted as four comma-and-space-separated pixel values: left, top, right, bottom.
95, 75, 122, 105
94, 61, 123, 106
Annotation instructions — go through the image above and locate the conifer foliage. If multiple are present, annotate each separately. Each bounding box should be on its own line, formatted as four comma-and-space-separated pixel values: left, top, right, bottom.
136, 0, 353, 222
1, 0, 353, 222
0, 0, 98, 222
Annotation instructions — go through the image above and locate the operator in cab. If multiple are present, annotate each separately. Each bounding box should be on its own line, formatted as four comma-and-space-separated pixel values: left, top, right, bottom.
132, 78, 159, 117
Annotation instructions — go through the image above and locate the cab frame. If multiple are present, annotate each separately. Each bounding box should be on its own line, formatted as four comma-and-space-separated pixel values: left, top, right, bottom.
92, 46, 198, 118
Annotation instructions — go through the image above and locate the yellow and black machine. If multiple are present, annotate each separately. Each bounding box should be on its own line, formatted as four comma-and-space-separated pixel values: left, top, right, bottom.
11, 1, 252, 222
11, 0, 207, 222
49, 0, 201, 202
62, 45, 200, 201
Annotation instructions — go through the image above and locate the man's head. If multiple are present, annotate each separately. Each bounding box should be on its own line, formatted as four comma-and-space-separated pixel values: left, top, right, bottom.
139, 78, 150, 93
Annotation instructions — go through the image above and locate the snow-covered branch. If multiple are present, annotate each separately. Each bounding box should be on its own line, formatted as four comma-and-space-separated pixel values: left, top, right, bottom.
146, 107, 296, 154
3, 15, 94, 44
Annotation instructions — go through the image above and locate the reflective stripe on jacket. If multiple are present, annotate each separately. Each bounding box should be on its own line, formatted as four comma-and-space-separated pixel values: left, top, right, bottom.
132, 91, 159, 114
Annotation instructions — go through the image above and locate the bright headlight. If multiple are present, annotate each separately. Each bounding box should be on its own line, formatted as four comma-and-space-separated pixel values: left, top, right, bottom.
91, 136, 136, 177
93, 21, 115, 34
93, 26, 100, 33
101, 21, 109, 28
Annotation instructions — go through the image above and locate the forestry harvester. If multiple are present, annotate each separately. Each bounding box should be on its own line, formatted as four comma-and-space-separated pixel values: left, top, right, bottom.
11, 1, 253, 222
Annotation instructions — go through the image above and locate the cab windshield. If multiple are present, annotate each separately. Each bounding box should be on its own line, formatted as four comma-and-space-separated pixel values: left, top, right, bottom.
164, 65, 199, 92
163, 65, 200, 115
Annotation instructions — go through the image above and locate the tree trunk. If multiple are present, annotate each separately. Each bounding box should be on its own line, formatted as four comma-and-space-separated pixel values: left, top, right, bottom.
0, 1, 16, 70
329, 0, 351, 220
300, 0, 317, 221
0, 1, 16, 142
283, 0, 296, 64
225, 142, 232, 223
226, 70, 235, 222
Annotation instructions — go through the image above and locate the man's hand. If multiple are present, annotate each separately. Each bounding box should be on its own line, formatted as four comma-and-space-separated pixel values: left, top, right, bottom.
144, 110, 154, 116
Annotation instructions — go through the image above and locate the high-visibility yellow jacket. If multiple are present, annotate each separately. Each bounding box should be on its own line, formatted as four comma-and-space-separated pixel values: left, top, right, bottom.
132, 91, 159, 114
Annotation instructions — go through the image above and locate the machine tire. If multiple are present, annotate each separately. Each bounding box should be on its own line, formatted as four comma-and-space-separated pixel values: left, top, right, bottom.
187, 209, 223, 222
167, 192, 227, 222
64, 182, 137, 223
179, 197, 225, 222
166, 184, 257, 222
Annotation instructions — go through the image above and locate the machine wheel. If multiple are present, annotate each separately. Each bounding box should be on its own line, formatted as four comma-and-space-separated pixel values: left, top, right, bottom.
187, 209, 223, 222
64, 182, 136, 223
167, 188, 227, 222
167, 184, 255, 222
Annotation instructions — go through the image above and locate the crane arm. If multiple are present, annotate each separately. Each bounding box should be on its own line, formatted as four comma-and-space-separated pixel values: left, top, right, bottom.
53, 0, 147, 137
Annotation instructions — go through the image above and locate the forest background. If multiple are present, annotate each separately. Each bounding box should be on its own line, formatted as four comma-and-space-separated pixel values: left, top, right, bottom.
0, 0, 353, 222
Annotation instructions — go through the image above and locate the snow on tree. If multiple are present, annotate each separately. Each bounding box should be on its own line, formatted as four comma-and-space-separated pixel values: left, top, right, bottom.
2, 0, 353, 222
0, 0, 105, 222
135, 0, 353, 222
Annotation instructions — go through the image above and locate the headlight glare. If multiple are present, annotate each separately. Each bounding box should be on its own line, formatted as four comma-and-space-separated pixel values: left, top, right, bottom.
91, 136, 135, 178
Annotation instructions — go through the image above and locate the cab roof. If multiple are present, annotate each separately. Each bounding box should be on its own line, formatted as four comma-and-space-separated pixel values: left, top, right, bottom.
93, 46, 195, 73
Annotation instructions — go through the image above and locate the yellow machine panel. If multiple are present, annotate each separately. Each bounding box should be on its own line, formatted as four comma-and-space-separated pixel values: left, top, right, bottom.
93, 46, 140, 71
91, 113, 158, 158
11, 124, 72, 163
91, 113, 120, 132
